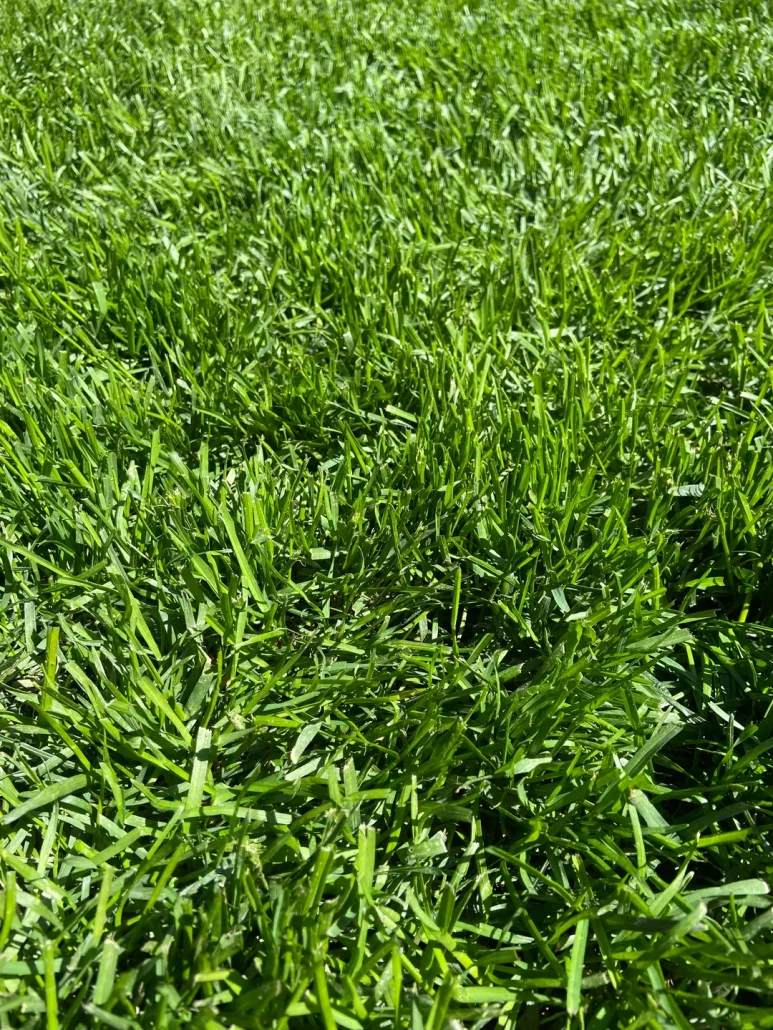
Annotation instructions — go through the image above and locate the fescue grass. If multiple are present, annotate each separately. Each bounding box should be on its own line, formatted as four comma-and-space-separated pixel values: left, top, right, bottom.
1, 0, 773, 1026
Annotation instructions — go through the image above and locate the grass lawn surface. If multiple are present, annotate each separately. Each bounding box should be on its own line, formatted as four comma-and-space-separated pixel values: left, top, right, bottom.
2, 0, 773, 1026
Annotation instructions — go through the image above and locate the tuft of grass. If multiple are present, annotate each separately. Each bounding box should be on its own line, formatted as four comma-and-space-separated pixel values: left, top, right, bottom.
1, 0, 773, 1026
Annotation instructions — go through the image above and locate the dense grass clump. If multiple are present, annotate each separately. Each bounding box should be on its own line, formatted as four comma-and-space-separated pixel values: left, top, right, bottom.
2, 0, 773, 1025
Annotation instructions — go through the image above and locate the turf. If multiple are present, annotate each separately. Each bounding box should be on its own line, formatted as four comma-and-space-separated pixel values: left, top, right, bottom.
1, 0, 773, 1026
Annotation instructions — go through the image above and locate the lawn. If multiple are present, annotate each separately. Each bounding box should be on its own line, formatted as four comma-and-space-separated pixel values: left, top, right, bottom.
1, 0, 773, 1026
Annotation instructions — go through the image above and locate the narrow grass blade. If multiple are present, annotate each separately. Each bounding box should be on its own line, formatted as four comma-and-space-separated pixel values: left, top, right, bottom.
566, 918, 589, 1016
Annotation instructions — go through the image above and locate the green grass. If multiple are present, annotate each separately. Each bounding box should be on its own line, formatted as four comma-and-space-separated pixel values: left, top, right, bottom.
1, 0, 773, 1025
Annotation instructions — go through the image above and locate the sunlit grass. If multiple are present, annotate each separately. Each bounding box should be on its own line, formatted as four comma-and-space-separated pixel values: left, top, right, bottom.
1, 0, 773, 1026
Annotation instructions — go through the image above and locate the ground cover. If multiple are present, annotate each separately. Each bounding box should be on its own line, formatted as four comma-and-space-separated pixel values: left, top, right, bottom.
1, 0, 773, 1026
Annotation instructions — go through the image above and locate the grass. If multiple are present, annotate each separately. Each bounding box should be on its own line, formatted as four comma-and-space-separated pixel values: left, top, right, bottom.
1, 0, 773, 1025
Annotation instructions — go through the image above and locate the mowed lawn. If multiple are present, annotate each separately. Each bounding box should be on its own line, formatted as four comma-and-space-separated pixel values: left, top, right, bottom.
1, 0, 773, 1026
